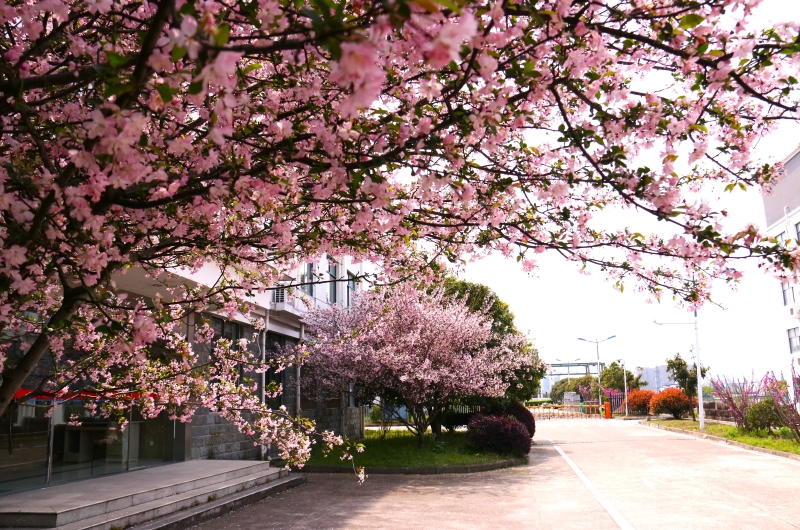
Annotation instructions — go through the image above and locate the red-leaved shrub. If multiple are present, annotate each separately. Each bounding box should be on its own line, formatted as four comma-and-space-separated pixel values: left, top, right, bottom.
467, 414, 532, 456
626, 390, 655, 415
506, 401, 535, 437
650, 388, 692, 419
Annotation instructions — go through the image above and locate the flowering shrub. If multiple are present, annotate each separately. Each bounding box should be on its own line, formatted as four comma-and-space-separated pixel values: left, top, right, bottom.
506, 401, 535, 438
711, 375, 761, 430
625, 390, 655, 415
650, 389, 692, 419
763, 368, 800, 441
301, 284, 535, 448
467, 414, 531, 457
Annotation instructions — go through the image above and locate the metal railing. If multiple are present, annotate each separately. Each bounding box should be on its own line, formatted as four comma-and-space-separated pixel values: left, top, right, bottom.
528, 404, 603, 419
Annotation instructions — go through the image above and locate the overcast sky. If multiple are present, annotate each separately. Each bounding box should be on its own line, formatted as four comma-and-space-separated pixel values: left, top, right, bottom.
462, 0, 800, 381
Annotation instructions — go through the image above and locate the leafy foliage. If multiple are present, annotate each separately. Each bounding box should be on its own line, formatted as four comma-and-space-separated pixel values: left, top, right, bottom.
466, 414, 532, 457
650, 388, 692, 419
442, 278, 546, 403
506, 401, 536, 438
745, 398, 784, 434
625, 389, 655, 415
550, 375, 594, 403
600, 362, 646, 392
666, 353, 709, 421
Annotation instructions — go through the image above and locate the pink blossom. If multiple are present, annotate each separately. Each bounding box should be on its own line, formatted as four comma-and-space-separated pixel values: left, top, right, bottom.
426, 12, 478, 68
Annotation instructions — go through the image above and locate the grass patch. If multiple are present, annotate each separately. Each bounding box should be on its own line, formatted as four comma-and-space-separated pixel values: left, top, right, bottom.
306, 429, 516, 468
652, 419, 800, 456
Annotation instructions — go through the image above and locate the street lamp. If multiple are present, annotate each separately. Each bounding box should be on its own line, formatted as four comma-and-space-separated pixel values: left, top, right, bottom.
654, 311, 705, 429
556, 357, 581, 384
578, 336, 616, 403
618, 358, 628, 416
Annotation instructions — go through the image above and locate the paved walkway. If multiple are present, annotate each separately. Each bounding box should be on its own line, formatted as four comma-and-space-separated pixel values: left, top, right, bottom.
192, 419, 800, 529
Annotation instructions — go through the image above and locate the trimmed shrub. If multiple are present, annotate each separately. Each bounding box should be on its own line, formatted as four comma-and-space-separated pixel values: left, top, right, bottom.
466, 414, 532, 457
442, 410, 475, 433
506, 401, 535, 438
626, 389, 655, 415
746, 398, 784, 433
650, 388, 692, 419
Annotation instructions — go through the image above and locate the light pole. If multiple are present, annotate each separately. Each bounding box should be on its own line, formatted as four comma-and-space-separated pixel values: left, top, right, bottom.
578, 336, 616, 403
654, 311, 705, 429
618, 358, 628, 416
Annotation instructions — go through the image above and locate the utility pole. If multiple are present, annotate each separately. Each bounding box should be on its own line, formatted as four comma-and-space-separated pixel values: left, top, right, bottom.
654, 316, 705, 430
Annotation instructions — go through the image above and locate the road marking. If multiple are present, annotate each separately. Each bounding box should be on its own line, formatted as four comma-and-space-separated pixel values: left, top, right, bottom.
545, 437, 635, 530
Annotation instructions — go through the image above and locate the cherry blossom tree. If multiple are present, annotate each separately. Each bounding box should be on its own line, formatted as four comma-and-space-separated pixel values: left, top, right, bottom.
2, 0, 800, 461
300, 284, 535, 447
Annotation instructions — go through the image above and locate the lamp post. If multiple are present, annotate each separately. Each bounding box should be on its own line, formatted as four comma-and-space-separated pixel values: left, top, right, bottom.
654, 312, 704, 430
618, 358, 628, 416
578, 336, 616, 403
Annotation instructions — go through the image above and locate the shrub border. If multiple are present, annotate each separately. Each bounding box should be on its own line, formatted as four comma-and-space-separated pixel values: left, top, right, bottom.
641, 420, 800, 463
294, 457, 527, 475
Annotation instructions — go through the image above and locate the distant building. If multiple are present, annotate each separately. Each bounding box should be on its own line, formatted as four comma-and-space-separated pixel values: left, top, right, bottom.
636, 366, 675, 392
762, 145, 800, 357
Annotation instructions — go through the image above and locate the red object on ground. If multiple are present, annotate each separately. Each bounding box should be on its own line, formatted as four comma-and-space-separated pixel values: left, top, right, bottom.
604, 402, 611, 419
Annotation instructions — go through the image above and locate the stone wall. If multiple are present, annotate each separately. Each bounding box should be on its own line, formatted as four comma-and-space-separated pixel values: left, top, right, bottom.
703, 401, 735, 422
189, 409, 260, 460
188, 316, 261, 461
302, 404, 364, 440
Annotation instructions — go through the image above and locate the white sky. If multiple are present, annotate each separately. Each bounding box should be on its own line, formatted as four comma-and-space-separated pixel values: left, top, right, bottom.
461, 0, 800, 381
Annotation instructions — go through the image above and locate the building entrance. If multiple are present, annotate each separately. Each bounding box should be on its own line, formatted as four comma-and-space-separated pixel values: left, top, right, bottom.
0, 395, 182, 494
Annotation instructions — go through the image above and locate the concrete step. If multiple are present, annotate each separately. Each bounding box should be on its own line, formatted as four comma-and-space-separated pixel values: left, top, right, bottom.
2, 467, 296, 530
1, 461, 274, 528
54, 468, 287, 530
129, 474, 306, 530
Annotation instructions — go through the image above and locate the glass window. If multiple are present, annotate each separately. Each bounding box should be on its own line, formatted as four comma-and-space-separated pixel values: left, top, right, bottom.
783, 282, 795, 306
347, 273, 357, 307
796, 223, 800, 243
300, 263, 314, 296
328, 262, 338, 303
789, 328, 800, 354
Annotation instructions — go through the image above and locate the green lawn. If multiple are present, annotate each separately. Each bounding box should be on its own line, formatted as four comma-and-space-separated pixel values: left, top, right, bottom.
305, 429, 517, 468
652, 419, 800, 456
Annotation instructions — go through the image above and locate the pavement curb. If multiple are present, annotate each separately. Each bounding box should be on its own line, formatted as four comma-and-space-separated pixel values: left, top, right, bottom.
640, 421, 800, 463
294, 457, 527, 475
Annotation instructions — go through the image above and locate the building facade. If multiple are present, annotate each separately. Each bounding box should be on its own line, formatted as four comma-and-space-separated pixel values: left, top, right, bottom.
0, 256, 365, 494
762, 145, 800, 358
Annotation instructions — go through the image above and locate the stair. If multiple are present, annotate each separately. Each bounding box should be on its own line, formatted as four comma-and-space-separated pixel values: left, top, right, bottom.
0, 461, 305, 530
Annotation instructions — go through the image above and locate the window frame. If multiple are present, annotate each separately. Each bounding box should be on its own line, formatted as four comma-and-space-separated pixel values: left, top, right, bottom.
789, 327, 800, 354
328, 261, 338, 304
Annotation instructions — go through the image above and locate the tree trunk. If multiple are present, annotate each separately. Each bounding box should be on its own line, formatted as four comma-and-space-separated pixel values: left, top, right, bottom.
0, 290, 86, 418
430, 409, 442, 437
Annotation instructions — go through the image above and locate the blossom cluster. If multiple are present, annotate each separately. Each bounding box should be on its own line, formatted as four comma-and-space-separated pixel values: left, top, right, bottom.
2, 0, 800, 466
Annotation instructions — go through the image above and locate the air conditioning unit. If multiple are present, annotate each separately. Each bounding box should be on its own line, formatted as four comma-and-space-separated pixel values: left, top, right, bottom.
273, 288, 286, 303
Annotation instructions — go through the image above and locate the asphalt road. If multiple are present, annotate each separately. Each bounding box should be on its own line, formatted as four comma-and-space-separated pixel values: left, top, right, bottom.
192, 419, 800, 529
